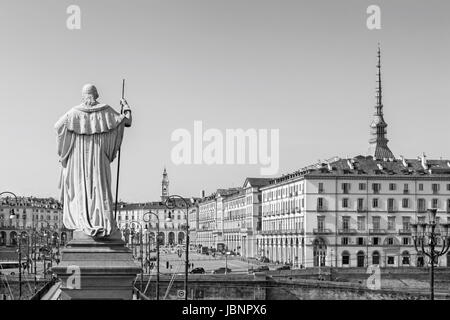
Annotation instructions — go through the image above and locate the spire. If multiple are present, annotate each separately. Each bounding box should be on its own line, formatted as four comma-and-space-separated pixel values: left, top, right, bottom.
368, 44, 394, 160
376, 44, 382, 108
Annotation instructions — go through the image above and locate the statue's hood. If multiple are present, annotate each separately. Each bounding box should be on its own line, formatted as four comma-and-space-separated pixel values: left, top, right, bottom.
55, 103, 125, 135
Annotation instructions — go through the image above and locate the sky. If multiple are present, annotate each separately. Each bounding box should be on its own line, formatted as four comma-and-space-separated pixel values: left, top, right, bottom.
0, 0, 449, 202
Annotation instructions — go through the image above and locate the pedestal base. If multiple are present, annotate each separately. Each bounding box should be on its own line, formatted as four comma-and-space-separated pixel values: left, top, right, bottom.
52, 231, 141, 300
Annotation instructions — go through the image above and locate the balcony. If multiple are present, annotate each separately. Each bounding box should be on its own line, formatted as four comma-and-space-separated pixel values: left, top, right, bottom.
398, 229, 411, 235
285, 228, 304, 235
338, 229, 357, 235
369, 229, 387, 235
403, 190, 409, 194
387, 207, 397, 213
316, 206, 327, 212
357, 207, 367, 213
313, 228, 332, 235
418, 208, 427, 213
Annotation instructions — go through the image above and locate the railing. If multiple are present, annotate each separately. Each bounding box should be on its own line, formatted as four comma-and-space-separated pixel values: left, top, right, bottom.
313, 228, 332, 235
316, 206, 327, 212
133, 287, 151, 300
403, 190, 409, 194
369, 229, 387, 235
387, 207, 397, 213
338, 229, 357, 235
398, 229, 411, 235
356, 207, 366, 212
30, 278, 57, 300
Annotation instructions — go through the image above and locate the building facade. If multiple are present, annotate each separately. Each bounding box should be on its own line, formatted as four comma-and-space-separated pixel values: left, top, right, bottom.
0, 196, 71, 249
260, 156, 450, 268
115, 169, 199, 254
196, 179, 270, 258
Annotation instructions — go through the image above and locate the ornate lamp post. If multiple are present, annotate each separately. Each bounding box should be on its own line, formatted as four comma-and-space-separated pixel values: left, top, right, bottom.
164, 195, 195, 301
120, 221, 144, 292
411, 208, 450, 300
143, 211, 164, 300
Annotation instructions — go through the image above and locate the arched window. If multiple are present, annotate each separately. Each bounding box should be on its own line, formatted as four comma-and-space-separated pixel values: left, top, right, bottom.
402, 251, 410, 265
372, 251, 380, 265
357, 250, 365, 267
313, 238, 327, 267
342, 251, 350, 266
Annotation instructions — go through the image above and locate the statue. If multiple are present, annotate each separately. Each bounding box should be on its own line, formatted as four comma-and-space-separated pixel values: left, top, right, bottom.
55, 84, 132, 239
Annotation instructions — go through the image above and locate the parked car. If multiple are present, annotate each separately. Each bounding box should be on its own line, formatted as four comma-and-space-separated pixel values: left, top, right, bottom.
190, 267, 206, 274
260, 257, 270, 263
276, 265, 291, 271
252, 265, 270, 273
213, 267, 232, 274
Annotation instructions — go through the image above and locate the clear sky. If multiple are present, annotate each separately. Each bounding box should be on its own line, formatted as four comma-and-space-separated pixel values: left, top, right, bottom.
1, 0, 449, 202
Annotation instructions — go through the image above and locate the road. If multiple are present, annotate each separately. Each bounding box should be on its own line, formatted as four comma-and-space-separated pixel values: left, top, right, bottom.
145, 251, 267, 275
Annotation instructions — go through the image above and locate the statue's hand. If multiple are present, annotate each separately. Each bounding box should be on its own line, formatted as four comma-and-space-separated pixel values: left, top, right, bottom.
120, 99, 129, 107
120, 99, 131, 114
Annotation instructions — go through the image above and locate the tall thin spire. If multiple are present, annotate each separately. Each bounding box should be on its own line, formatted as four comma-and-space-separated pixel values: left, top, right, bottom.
368, 44, 394, 160
376, 43, 382, 108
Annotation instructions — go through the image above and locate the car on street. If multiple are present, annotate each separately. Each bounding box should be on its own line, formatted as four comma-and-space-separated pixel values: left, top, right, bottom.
259, 257, 270, 263
212, 267, 232, 274
190, 267, 206, 274
252, 265, 270, 273
276, 265, 291, 271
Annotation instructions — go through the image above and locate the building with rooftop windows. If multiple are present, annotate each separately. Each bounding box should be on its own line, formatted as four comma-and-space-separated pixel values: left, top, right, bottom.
258, 47, 450, 268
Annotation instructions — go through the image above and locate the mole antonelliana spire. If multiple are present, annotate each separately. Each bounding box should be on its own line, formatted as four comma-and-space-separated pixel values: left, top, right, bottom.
368, 44, 395, 160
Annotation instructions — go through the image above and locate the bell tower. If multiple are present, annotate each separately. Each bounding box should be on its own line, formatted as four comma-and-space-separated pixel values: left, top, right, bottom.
161, 167, 169, 202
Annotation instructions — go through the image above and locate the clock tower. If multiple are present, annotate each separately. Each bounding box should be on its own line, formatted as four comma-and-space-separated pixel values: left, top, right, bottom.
161, 167, 169, 202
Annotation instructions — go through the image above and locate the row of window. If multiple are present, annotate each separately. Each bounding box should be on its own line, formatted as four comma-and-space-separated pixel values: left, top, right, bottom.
340, 236, 410, 245
319, 182, 450, 194
317, 197, 450, 211
318, 215, 448, 231
0, 208, 60, 214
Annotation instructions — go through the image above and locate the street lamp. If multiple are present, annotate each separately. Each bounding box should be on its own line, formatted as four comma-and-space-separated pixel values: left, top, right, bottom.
164, 195, 195, 301
143, 211, 166, 300
0, 191, 18, 220
411, 208, 450, 300
120, 221, 144, 293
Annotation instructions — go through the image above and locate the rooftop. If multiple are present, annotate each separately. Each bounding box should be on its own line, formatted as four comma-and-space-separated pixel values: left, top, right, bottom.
267, 155, 450, 185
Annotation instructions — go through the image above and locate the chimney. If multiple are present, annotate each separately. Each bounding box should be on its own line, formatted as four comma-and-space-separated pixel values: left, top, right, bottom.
200, 190, 205, 198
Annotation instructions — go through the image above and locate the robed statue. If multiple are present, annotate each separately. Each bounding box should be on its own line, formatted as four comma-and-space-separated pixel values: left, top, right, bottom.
55, 84, 132, 239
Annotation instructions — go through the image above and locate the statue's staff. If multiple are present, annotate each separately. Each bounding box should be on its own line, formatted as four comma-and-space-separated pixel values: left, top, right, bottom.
114, 79, 125, 220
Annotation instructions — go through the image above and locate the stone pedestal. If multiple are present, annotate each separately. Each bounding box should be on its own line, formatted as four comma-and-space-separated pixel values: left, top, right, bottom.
52, 231, 141, 300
